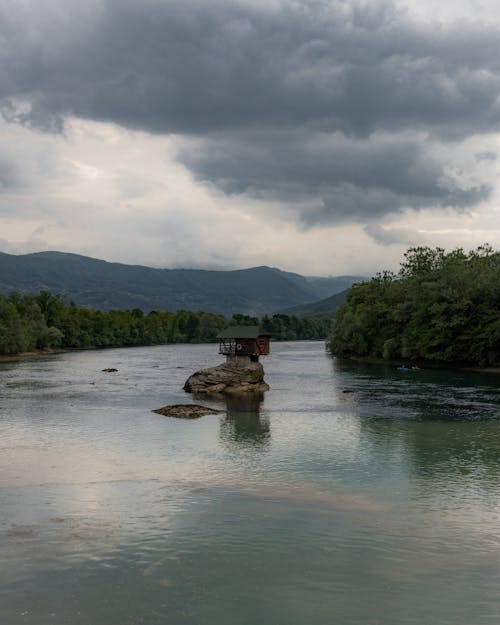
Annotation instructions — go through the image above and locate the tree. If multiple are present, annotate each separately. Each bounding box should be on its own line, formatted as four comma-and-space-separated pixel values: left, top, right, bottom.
328, 245, 500, 366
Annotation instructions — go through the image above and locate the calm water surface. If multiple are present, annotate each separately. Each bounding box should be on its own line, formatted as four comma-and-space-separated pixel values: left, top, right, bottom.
1, 342, 500, 624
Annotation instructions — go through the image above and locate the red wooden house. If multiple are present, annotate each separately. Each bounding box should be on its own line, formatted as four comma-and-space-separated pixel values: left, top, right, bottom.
217, 326, 271, 362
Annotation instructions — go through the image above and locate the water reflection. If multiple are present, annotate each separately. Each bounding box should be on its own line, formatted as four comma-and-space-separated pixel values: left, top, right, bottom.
360, 418, 500, 487
331, 357, 500, 496
331, 356, 500, 421
4, 345, 500, 625
219, 394, 270, 447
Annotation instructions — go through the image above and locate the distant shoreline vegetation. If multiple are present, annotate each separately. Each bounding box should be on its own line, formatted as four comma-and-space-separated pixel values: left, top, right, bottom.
0, 292, 331, 356
328, 245, 500, 367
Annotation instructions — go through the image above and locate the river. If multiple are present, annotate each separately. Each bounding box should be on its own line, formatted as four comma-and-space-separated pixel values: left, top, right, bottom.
1, 341, 500, 624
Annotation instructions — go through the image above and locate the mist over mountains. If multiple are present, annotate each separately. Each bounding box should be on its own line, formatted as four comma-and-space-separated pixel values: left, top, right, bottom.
0, 251, 364, 317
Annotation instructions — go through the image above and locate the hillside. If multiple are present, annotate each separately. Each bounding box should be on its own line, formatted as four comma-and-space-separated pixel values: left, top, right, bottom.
279, 289, 352, 317
0, 251, 362, 317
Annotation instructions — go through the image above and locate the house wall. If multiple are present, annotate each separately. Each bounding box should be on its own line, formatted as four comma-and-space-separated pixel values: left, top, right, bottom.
219, 335, 270, 358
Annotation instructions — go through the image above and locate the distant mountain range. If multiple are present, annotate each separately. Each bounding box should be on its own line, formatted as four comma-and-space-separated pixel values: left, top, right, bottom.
0, 251, 364, 317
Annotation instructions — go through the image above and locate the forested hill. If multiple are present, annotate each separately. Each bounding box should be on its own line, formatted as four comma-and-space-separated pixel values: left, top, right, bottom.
279, 289, 351, 317
328, 245, 500, 367
0, 251, 362, 317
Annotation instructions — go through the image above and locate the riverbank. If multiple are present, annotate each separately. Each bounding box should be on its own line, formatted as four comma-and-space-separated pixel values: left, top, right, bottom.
0, 349, 67, 362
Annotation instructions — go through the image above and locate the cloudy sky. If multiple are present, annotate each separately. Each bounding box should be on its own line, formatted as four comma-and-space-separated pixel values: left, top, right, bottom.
2, 0, 500, 276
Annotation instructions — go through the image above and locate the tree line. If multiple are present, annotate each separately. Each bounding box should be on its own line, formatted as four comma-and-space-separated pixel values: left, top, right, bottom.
328, 245, 500, 366
0, 291, 331, 355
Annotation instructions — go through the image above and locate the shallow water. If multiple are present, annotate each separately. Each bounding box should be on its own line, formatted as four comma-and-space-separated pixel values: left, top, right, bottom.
1, 342, 500, 624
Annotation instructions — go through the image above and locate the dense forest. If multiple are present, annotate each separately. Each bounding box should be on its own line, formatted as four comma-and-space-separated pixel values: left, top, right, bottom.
328, 245, 500, 366
0, 291, 331, 355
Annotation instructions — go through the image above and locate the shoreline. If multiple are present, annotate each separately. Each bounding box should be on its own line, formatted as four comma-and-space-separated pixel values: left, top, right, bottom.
0, 349, 65, 362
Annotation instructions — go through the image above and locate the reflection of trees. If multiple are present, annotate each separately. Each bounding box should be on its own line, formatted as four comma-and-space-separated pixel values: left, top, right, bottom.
332, 357, 500, 491
359, 418, 500, 490
219, 394, 270, 447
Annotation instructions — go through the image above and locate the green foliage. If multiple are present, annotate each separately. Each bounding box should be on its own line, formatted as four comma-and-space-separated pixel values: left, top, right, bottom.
0, 293, 49, 353
261, 313, 331, 341
0, 293, 227, 354
0, 291, 332, 355
230, 314, 259, 326
328, 245, 500, 366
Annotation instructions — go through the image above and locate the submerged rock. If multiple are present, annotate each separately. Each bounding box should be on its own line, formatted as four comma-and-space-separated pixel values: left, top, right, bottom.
183, 360, 269, 395
152, 404, 221, 419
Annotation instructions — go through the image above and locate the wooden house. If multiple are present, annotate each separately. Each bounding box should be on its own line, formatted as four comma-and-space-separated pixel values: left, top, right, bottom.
217, 326, 271, 362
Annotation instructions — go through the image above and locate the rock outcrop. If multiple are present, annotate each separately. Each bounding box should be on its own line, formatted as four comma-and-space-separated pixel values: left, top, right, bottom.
152, 404, 221, 419
183, 360, 269, 395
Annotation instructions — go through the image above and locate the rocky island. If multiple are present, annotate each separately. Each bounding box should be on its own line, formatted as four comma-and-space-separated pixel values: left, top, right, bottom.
183, 360, 269, 395
184, 325, 271, 395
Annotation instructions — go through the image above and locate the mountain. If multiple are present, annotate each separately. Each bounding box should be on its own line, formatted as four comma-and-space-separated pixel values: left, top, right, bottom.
303, 276, 364, 300
279, 289, 352, 317
0, 251, 364, 317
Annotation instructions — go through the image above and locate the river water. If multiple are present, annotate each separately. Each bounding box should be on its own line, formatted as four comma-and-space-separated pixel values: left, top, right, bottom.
1, 341, 500, 624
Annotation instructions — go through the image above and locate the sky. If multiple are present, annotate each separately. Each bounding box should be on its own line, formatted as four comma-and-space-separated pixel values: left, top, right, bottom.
2, 0, 500, 276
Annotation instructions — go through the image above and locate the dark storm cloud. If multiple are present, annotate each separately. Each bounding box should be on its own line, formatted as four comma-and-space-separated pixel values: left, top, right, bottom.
0, 0, 497, 222
3, 0, 500, 137
177, 130, 490, 224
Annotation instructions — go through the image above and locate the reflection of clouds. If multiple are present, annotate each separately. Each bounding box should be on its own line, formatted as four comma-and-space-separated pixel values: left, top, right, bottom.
1, 474, 383, 584
0, 441, 192, 488
4, 469, 500, 600
241, 481, 380, 512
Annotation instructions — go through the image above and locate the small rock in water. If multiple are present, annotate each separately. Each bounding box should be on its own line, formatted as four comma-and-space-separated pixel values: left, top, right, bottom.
152, 404, 222, 419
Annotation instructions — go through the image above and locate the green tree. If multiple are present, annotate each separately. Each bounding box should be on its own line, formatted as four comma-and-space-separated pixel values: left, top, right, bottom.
328, 245, 500, 366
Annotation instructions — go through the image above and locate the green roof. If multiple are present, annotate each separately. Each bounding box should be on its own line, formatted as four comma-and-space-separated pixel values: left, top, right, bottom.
217, 326, 261, 339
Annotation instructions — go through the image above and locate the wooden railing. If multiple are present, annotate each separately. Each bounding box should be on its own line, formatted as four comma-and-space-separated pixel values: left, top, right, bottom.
219, 339, 237, 355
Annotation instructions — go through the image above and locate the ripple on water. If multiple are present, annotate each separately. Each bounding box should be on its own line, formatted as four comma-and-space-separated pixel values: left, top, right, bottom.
2, 343, 500, 625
